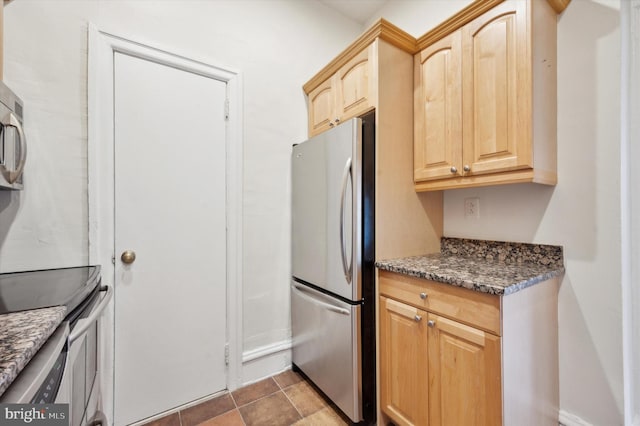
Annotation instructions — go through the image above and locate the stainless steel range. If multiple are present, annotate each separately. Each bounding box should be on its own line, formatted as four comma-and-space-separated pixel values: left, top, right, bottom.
0, 266, 112, 426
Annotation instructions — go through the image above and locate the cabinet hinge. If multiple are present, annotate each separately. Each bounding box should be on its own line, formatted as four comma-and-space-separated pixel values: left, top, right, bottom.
224, 343, 230, 365
224, 98, 230, 120
111, 255, 116, 265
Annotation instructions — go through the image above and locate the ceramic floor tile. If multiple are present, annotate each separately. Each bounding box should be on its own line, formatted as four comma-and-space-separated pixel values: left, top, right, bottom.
142, 412, 181, 426
291, 406, 349, 426
143, 371, 348, 426
238, 391, 302, 426
180, 393, 235, 426
231, 377, 280, 407
272, 369, 303, 389
197, 409, 244, 426
283, 381, 328, 417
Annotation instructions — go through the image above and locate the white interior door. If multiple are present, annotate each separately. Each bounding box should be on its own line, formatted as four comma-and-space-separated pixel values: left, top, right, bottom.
113, 52, 227, 425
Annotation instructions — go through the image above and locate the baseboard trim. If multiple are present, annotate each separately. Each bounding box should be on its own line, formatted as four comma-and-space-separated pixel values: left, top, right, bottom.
242, 339, 292, 363
241, 339, 292, 385
559, 410, 593, 426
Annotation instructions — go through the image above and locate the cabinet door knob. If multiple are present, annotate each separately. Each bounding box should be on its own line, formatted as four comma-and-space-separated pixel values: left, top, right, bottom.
427, 320, 436, 328
334, 118, 340, 123
450, 166, 457, 174
329, 122, 335, 127
414, 315, 422, 322
420, 292, 428, 300
463, 165, 471, 172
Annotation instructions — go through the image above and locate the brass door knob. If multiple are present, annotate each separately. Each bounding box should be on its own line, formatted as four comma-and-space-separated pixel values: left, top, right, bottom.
121, 250, 136, 264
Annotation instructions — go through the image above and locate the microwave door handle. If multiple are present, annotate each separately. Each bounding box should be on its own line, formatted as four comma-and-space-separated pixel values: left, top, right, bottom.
339, 157, 352, 284
68, 285, 113, 344
1, 112, 27, 184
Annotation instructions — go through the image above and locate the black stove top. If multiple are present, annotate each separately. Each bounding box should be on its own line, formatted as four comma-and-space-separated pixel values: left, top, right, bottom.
0, 265, 101, 315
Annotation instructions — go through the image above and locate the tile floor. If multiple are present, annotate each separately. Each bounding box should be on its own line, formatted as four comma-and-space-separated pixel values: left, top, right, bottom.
142, 369, 350, 426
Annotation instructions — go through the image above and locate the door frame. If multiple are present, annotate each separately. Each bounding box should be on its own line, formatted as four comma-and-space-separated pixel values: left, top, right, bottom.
87, 25, 244, 420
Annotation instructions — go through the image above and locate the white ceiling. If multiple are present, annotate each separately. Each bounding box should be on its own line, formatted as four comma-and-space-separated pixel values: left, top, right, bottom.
318, 0, 388, 25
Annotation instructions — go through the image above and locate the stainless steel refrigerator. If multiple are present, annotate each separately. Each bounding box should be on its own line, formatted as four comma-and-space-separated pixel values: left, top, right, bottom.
291, 111, 375, 424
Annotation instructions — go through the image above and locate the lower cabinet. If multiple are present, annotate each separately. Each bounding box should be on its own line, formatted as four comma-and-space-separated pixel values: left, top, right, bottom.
426, 313, 501, 426
380, 296, 501, 426
379, 297, 428, 426
379, 270, 560, 426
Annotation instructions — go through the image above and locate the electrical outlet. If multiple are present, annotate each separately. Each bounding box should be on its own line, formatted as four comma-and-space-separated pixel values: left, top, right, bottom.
464, 197, 480, 219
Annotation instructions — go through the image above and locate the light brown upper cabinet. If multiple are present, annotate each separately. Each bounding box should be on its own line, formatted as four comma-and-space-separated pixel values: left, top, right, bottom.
414, 0, 563, 191
414, 31, 463, 182
303, 19, 443, 260
307, 44, 376, 137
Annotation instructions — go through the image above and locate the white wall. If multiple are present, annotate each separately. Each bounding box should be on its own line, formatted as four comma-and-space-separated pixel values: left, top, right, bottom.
0, 4, 90, 272
2, 0, 362, 382
371, 0, 624, 424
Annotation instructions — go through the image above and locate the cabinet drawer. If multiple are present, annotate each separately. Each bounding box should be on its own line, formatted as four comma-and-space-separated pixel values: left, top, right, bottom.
379, 271, 501, 335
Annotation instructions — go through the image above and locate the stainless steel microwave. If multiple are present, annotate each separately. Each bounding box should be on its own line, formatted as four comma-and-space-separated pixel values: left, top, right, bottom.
0, 81, 26, 190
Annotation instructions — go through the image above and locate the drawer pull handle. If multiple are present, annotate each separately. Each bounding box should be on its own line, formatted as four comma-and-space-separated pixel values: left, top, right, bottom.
414, 315, 422, 322
427, 320, 436, 328
420, 292, 428, 300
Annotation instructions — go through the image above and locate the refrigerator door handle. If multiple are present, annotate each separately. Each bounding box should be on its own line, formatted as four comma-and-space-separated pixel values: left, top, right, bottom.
292, 283, 351, 316
339, 157, 353, 284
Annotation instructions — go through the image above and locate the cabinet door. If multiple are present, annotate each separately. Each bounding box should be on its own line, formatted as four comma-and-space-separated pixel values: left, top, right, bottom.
335, 44, 375, 123
414, 31, 463, 182
428, 313, 502, 426
379, 297, 428, 426
308, 77, 336, 136
462, 0, 532, 176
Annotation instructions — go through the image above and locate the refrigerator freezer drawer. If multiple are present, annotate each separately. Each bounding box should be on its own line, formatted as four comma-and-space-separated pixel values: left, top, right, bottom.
290, 281, 362, 422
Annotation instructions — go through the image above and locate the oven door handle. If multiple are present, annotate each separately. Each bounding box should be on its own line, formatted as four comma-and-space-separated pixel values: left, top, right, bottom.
68, 285, 113, 344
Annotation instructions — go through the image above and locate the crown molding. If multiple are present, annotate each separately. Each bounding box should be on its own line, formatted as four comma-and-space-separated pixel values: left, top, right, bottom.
416, 0, 505, 50
303, 18, 416, 94
306, 0, 570, 94
416, 0, 569, 50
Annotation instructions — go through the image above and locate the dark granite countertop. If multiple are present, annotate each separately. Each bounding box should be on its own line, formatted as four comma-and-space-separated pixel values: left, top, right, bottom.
376, 238, 565, 296
0, 306, 67, 397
